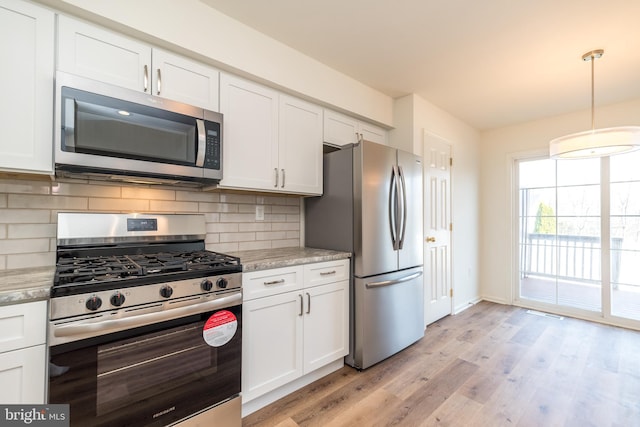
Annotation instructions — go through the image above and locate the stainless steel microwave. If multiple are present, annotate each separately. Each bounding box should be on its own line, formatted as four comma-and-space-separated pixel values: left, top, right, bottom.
54, 72, 222, 186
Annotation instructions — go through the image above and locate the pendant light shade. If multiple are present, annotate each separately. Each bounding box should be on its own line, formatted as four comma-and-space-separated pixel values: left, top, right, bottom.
549, 50, 640, 159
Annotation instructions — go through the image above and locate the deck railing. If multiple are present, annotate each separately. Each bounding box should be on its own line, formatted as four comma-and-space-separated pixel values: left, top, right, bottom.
521, 233, 622, 283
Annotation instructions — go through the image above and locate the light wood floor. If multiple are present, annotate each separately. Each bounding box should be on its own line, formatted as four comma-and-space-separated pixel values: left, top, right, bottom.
242, 301, 640, 427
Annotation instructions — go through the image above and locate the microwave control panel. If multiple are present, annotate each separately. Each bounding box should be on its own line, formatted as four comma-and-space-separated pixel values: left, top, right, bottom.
204, 124, 221, 170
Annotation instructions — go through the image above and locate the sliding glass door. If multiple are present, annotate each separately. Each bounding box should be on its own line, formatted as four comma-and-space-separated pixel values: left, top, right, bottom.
517, 152, 640, 326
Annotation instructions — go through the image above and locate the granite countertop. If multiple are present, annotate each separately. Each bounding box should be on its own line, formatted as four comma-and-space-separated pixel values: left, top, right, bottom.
230, 247, 351, 272
0, 266, 54, 306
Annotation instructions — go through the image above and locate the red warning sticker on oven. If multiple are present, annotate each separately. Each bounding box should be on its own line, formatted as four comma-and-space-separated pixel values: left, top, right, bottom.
203, 310, 238, 347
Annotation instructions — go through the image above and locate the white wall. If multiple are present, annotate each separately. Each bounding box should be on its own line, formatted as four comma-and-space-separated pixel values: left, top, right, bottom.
392, 94, 481, 313
42, 0, 394, 127
480, 97, 640, 303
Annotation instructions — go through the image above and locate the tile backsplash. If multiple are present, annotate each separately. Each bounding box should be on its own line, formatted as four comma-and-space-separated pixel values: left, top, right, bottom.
0, 175, 302, 270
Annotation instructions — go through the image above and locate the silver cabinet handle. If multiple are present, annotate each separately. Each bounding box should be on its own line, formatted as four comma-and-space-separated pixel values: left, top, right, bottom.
319, 270, 336, 276
156, 68, 162, 95
281, 169, 285, 188
298, 294, 303, 316
274, 168, 279, 188
263, 279, 285, 286
143, 65, 149, 92
366, 271, 423, 289
306, 292, 311, 314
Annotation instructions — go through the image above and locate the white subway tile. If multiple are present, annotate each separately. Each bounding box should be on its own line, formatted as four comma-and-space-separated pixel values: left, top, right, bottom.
0, 256, 6, 270
220, 232, 256, 243
286, 231, 300, 239
265, 214, 286, 222
0, 209, 50, 223
286, 198, 302, 206
176, 190, 220, 202
206, 223, 239, 233
0, 225, 6, 239
239, 223, 272, 232
122, 187, 176, 200
8, 224, 56, 239
286, 214, 300, 223
149, 200, 198, 212
256, 231, 287, 241
238, 204, 256, 214
264, 196, 289, 206
205, 242, 239, 253
0, 179, 50, 195
238, 240, 272, 251
0, 195, 7, 208
272, 239, 300, 249
7, 252, 56, 269
203, 213, 220, 223
200, 203, 238, 213
272, 205, 300, 215
205, 234, 220, 244
89, 198, 149, 212
0, 239, 50, 255
52, 182, 121, 198
220, 213, 255, 223
271, 222, 299, 231
9, 194, 88, 210
220, 193, 256, 204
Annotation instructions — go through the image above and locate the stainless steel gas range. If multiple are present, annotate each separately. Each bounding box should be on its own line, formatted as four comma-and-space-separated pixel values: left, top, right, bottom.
47, 213, 242, 427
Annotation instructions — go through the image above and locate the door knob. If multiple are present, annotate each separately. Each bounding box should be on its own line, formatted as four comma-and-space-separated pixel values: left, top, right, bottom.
426, 237, 436, 243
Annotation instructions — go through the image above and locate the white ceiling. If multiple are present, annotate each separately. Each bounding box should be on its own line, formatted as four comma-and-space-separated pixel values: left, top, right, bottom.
200, 0, 640, 131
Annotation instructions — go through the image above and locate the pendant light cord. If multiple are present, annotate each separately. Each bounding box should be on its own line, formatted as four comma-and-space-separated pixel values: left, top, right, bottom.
590, 52, 595, 131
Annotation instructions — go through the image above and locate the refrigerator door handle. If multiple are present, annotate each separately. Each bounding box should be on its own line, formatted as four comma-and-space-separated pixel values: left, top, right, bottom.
389, 166, 399, 249
365, 271, 423, 288
397, 165, 408, 249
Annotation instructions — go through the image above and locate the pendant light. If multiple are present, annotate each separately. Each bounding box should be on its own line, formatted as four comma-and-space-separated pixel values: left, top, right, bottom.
549, 49, 640, 159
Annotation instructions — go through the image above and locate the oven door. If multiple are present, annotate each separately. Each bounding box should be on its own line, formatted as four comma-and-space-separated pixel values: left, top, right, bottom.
48, 299, 241, 427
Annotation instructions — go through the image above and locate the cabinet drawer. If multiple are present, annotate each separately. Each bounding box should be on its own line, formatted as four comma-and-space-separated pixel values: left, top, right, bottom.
243, 266, 303, 301
304, 259, 350, 288
0, 301, 47, 354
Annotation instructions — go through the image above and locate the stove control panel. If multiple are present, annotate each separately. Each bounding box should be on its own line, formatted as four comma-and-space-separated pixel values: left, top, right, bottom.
49, 272, 243, 320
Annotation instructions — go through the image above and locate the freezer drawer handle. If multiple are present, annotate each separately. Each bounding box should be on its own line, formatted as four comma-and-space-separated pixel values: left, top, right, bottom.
319, 270, 337, 276
365, 271, 423, 289
263, 279, 286, 286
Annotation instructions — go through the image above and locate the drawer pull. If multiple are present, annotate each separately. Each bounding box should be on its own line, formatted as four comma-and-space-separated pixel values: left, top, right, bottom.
319, 270, 337, 276
263, 279, 285, 286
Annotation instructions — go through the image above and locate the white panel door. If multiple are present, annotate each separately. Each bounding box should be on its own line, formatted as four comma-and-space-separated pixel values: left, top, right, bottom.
279, 95, 323, 195
219, 73, 279, 191
423, 132, 452, 326
0, 0, 54, 174
303, 280, 349, 373
152, 48, 219, 111
242, 291, 303, 403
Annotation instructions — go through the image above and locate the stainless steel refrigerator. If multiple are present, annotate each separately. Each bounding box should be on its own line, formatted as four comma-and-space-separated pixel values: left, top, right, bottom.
305, 140, 424, 369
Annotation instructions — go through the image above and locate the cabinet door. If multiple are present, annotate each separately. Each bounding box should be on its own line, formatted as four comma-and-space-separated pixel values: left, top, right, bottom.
0, 0, 54, 174
242, 292, 303, 403
152, 48, 219, 111
58, 15, 151, 92
323, 109, 359, 147
279, 95, 323, 195
303, 280, 349, 373
360, 122, 388, 145
0, 345, 46, 404
219, 73, 279, 191
0, 300, 47, 353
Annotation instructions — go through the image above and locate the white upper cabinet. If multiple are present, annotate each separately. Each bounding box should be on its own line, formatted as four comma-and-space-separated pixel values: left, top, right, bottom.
219, 73, 323, 195
323, 109, 387, 146
57, 15, 219, 111
0, 0, 54, 174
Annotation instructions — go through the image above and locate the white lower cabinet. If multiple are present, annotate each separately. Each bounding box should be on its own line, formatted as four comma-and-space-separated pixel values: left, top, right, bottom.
0, 300, 47, 404
242, 259, 349, 403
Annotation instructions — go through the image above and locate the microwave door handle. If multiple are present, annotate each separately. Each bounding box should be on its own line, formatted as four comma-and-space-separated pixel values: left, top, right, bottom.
196, 119, 205, 167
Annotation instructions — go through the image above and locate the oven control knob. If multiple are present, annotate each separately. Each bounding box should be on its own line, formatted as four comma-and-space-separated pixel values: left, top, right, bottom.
160, 285, 173, 298
110, 292, 125, 307
201, 279, 213, 291
216, 277, 228, 289
85, 296, 102, 311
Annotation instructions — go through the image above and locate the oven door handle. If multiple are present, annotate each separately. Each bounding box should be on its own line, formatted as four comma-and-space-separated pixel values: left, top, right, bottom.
52, 292, 242, 339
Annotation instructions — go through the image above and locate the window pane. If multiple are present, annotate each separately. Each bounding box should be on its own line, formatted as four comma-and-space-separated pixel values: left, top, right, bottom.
611, 150, 640, 182
520, 159, 555, 188
557, 158, 600, 186
557, 185, 600, 217
610, 182, 640, 216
